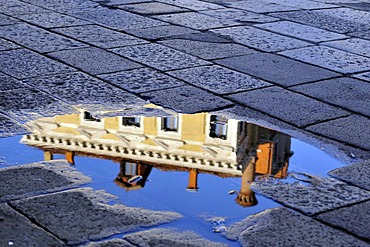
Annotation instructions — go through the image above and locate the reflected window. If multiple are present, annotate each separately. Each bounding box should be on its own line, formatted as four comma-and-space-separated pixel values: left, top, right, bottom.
122, 117, 140, 127
125, 162, 138, 176
83, 111, 101, 122
161, 116, 178, 132
210, 115, 228, 140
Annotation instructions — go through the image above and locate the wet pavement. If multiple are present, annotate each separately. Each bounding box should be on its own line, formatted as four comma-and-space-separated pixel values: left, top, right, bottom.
0, 0, 370, 246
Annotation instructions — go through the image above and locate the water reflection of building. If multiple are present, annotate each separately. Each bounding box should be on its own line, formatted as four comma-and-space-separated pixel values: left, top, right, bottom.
22, 108, 292, 206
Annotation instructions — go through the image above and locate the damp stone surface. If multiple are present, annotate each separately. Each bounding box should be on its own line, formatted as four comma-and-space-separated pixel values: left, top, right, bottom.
16, 12, 91, 28
0, 114, 28, 138
125, 25, 200, 41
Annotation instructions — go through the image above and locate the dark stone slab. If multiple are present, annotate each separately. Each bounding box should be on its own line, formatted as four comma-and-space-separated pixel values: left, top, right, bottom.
226, 207, 369, 246
306, 115, 370, 150
125, 25, 200, 41
123, 228, 227, 246
0, 72, 29, 92
23, 72, 146, 110
227, 87, 348, 127
0, 160, 91, 202
48, 47, 142, 75
98, 68, 185, 93
156, 0, 222, 11
329, 159, 370, 191
0, 49, 76, 79
0, 23, 87, 53
170, 31, 234, 43
0, 114, 28, 138
17, 12, 91, 28
215, 53, 339, 87
91, 0, 152, 5
140, 85, 234, 113
167, 65, 271, 94
200, 8, 279, 23
340, 2, 370, 11
154, 12, 238, 30
226, 0, 298, 13
350, 29, 370, 40
119, 2, 188, 14
111, 43, 210, 71
21, 0, 99, 13
271, 9, 370, 33
354, 71, 370, 82
317, 200, 370, 241
291, 77, 370, 117
53, 25, 147, 49
0, 38, 19, 51
10, 188, 181, 245
0, 14, 20, 26
0, 203, 65, 246
87, 239, 133, 247
252, 174, 370, 215
158, 39, 255, 60
1, 0, 50, 16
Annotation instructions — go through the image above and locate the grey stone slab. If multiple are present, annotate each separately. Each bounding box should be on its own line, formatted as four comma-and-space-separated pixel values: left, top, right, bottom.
306, 115, 370, 151
228, 86, 349, 127
290, 77, 370, 117
140, 85, 234, 113
226, 0, 299, 13
17, 12, 91, 28
93, 0, 152, 4
167, 65, 271, 94
156, 0, 223, 11
340, 2, 370, 11
53, 25, 147, 49
158, 39, 255, 60
48, 47, 142, 75
280, 46, 370, 73
0, 0, 50, 16
329, 159, 370, 191
0, 14, 20, 26
0, 38, 19, 51
0, 72, 29, 92
215, 53, 340, 87
315, 7, 370, 25
0, 87, 75, 123
322, 38, 370, 58
71, 8, 167, 30
226, 207, 369, 246
0, 113, 28, 138
23, 72, 146, 110
212, 26, 311, 52
0, 23, 87, 53
0, 203, 65, 247
0, 49, 76, 79
119, 2, 188, 14
0, 160, 91, 202
111, 43, 210, 71
265, 0, 337, 9
21, 0, 99, 13
169, 31, 234, 43
354, 71, 370, 82
155, 12, 238, 30
271, 10, 370, 33
10, 188, 182, 245
317, 200, 370, 240
200, 8, 279, 23
98, 68, 185, 93
123, 228, 227, 247
252, 174, 370, 215
350, 29, 370, 40
86, 239, 133, 247
255, 21, 347, 43
125, 25, 200, 40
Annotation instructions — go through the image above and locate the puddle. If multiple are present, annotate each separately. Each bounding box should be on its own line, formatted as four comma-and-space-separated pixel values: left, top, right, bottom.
0, 105, 346, 244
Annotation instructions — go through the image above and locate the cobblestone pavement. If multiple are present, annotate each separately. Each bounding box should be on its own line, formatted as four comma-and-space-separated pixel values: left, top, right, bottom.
0, 0, 370, 245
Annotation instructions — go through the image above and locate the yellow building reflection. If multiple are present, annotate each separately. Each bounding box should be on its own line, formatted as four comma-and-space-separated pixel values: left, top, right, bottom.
22, 106, 292, 207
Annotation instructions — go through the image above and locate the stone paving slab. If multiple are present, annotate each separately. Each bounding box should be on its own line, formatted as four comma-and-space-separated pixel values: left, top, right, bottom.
0, 203, 65, 247
200, 8, 279, 23
280, 46, 370, 74
53, 25, 148, 49
265, 0, 337, 9
171, 31, 235, 43
23, 72, 147, 110
226, 0, 299, 13
350, 29, 370, 40
156, 0, 223, 11
215, 52, 340, 87
0, 23, 88, 53
0, 72, 30, 92
9, 188, 182, 245
141, 85, 234, 113
329, 159, 370, 190
0, 113, 28, 138
48, 47, 142, 75
212, 26, 311, 52
322, 38, 370, 58
0, 14, 20, 26
1, 0, 51, 16
226, 207, 369, 246
0, 49, 76, 79
0, 160, 91, 202
0, 38, 19, 51
306, 115, 370, 151
98, 67, 185, 93
167, 65, 271, 94
158, 39, 254, 60
16, 12, 91, 28
111, 43, 210, 71
255, 21, 347, 43
119, 2, 189, 14
340, 2, 370, 11
22, 0, 99, 13
316, 200, 370, 241
252, 174, 370, 215
290, 77, 370, 117
125, 25, 199, 41
123, 228, 227, 247
353, 71, 370, 82
155, 12, 239, 30
227, 86, 349, 127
